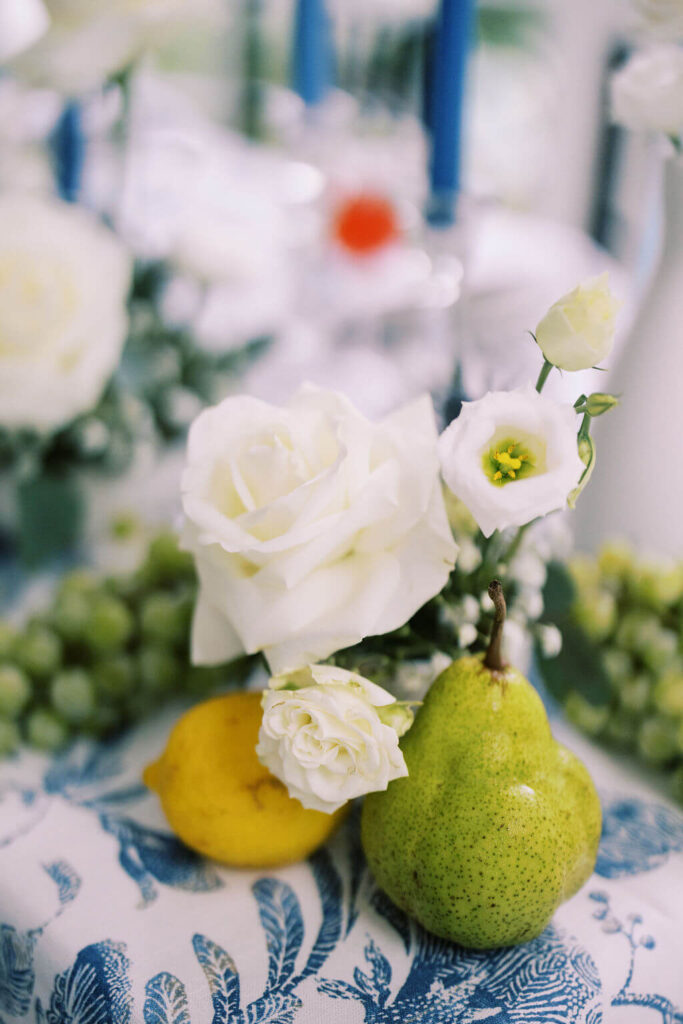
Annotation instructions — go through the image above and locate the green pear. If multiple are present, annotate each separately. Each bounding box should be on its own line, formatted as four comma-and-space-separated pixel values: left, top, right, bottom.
361, 581, 601, 950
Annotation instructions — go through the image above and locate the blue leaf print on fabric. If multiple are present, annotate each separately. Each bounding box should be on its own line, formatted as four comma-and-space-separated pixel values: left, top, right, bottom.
43, 742, 127, 797
0, 924, 35, 1016
43, 861, 81, 908
192, 934, 240, 1024
319, 911, 602, 1023
144, 972, 190, 1024
253, 879, 304, 991
35, 940, 132, 1024
98, 814, 224, 905
596, 797, 683, 878
298, 848, 343, 981
590, 892, 683, 1023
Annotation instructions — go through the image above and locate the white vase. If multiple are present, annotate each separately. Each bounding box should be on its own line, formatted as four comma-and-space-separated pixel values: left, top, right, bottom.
575, 156, 683, 557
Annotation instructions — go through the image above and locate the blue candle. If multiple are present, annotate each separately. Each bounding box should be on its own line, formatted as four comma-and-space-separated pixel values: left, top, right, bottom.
292, 0, 333, 108
426, 0, 475, 226
52, 101, 85, 203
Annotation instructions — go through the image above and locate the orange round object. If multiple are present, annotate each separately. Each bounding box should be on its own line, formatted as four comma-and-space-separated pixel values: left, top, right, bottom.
332, 193, 399, 255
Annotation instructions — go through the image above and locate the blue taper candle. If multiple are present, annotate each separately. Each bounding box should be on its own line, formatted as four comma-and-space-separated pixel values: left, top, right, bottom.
292, 0, 333, 108
426, 0, 475, 226
52, 101, 85, 203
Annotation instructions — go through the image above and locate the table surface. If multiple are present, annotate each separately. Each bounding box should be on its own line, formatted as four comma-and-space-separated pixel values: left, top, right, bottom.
1, 701, 682, 1024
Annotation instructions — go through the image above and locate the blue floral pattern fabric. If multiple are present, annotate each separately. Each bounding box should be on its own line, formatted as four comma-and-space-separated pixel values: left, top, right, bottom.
0, 709, 682, 1023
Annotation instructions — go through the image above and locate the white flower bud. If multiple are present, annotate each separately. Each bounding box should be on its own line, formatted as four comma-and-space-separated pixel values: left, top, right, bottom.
535, 274, 619, 372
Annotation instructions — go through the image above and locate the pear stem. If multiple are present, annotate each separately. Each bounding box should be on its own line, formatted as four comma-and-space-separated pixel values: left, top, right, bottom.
484, 580, 507, 672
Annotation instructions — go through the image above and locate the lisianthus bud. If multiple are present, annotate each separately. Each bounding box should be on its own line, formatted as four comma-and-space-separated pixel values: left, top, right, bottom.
535, 274, 619, 371
584, 393, 619, 417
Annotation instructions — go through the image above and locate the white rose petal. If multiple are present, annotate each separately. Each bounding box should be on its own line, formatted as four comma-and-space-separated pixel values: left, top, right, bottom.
0, 0, 49, 61
611, 46, 683, 139
182, 384, 458, 673
535, 274, 619, 372
0, 193, 132, 432
256, 664, 410, 813
439, 387, 585, 538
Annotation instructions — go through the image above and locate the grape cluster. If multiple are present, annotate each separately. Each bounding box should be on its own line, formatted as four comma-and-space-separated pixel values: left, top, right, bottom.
0, 531, 238, 758
564, 542, 683, 802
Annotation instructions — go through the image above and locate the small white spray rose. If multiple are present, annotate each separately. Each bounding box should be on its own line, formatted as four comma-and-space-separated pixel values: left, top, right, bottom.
256, 664, 411, 813
611, 46, 683, 140
182, 385, 457, 674
535, 274, 619, 372
439, 387, 585, 538
0, 0, 49, 61
0, 193, 132, 432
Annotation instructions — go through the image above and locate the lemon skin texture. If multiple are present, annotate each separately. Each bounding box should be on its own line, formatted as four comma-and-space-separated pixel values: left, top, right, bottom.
361, 655, 602, 949
144, 691, 346, 868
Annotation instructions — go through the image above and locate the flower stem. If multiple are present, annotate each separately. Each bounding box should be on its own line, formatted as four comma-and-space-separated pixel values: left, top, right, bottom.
503, 521, 532, 566
535, 358, 553, 393
484, 580, 507, 672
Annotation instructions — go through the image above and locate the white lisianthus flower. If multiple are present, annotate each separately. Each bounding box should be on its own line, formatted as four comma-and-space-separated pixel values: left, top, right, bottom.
0, 193, 132, 433
182, 385, 457, 674
611, 46, 683, 140
535, 274, 619, 372
256, 664, 411, 813
635, 0, 683, 39
438, 388, 585, 538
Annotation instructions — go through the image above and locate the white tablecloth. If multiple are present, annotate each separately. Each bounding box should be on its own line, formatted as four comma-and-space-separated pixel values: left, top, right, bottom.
1, 703, 682, 1024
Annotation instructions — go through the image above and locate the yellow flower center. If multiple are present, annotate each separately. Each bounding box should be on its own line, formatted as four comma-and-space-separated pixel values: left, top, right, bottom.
484, 438, 539, 486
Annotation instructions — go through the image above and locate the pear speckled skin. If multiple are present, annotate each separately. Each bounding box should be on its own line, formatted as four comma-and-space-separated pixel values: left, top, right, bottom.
361, 655, 602, 950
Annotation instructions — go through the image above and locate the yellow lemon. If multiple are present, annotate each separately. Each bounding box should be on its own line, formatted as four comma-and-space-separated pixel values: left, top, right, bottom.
144, 691, 346, 867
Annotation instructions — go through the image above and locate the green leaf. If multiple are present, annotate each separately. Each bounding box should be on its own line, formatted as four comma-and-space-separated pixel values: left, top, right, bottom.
18, 473, 84, 567
535, 621, 611, 707
540, 561, 576, 623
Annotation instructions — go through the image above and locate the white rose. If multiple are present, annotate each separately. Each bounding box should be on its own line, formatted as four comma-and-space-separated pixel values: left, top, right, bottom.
438, 388, 584, 538
611, 46, 683, 140
0, 193, 132, 432
534, 274, 619, 372
256, 664, 411, 813
182, 384, 457, 674
0, 0, 49, 61
9, 0, 203, 94
635, 0, 683, 39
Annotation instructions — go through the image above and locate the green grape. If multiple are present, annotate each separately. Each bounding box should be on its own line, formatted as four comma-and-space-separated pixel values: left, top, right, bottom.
141, 531, 193, 586
51, 669, 96, 724
564, 692, 609, 736
137, 645, 177, 695
637, 715, 678, 764
0, 664, 31, 718
15, 625, 62, 678
0, 718, 20, 757
676, 719, 683, 754
572, 589, 616, 642
602, 648, 633, 687
628, 563, 683, 610
52, 589, 92, 642
568, 555, 601, 593
84, 596, 134, 653
641, 629, 679, 674
105, 572, 142, 604
139, 592, 190, 647
653, 671, 683, 716
670, 763, 683, 805
597, 541, 634, 585
93, 655, 137, 701
604, 710, 638, 749
26, 709, 69, 752
0, 622, 16, 659
619, 675, 652, 714
56, 569, 99, 600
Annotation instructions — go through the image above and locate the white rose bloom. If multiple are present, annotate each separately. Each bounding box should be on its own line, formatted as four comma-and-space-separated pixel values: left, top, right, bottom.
0, 193, 132, 432
0, 0, 49, 61
256, 664, 411, 813
635, 0, 683, 39
611, 46, 683, 140
439, 388, 584, 538
535, 274, 619, 372
182, 385, 457, 674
